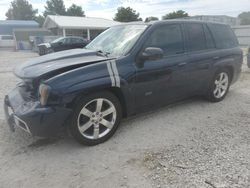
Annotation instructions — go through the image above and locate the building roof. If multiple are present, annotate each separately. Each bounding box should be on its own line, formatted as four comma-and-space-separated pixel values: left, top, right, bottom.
43, 15, 120, 30
0, 20, 39, 35
13, 28, 53, 41
0, 20, 39, 26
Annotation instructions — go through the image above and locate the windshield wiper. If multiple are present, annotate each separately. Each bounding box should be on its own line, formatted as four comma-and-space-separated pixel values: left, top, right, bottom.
96, 50, 110, 57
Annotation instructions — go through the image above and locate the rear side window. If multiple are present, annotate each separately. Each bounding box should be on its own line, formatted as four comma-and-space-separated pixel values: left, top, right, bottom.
185, 23, 206, 51
208, 24, 238, 49
145, 24, 184, 56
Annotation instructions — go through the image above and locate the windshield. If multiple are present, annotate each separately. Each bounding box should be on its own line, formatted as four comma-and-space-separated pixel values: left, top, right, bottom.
85, 24, 148, 56
51, 37, 65, 43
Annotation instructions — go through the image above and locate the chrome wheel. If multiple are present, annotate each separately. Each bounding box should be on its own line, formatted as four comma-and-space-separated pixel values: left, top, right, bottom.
77, 98, 117, 140
213, 72, 229, 99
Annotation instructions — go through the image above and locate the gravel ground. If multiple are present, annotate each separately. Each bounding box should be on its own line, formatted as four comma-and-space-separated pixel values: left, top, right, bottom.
0, 50, 249, 188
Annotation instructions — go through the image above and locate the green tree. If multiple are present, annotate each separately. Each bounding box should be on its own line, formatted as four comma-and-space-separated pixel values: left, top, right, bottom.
145, 16, 159, 22
67, 4, 85, 17
5, 0, 38, 20
162, 10, 189, 20
44, 0, 66, 17
114, 7, 142, 22
238, 12, 250, 25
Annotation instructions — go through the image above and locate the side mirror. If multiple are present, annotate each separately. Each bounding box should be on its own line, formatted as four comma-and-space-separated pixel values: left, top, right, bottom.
140, 47, 164, 61
58, 41, 63, 45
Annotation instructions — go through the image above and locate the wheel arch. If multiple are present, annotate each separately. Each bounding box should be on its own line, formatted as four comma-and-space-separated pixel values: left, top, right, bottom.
107, 87, 128, 118
214, 65, 234, 83
67, 87, 128, 118
223, 65, 234, 83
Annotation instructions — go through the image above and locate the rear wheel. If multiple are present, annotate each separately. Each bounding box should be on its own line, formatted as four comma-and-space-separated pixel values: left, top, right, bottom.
70, 91, 122, 146
206, 69, 231, 102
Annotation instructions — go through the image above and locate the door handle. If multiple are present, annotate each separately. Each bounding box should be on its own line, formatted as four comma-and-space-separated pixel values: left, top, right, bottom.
178, 62, 187, 67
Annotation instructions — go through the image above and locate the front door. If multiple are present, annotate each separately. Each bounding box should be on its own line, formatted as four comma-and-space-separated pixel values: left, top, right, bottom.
134, 24, 190, 111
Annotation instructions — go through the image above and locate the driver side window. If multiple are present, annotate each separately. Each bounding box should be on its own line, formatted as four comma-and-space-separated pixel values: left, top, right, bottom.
64, 38, 72, 44
145, 24, 184, 56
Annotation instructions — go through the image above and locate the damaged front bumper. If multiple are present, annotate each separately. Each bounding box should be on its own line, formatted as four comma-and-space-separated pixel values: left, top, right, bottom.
4, 87, 72, 137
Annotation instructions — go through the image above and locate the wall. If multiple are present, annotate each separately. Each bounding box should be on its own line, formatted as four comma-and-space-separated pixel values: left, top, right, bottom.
232, 25, 250, 46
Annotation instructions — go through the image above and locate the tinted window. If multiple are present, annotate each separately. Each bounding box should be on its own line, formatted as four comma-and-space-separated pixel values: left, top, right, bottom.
145, 24, 184, 56
186, 23, 206, 51
208, 24, 238, 49
204, 25, 215, 49
64, 38, 71, 44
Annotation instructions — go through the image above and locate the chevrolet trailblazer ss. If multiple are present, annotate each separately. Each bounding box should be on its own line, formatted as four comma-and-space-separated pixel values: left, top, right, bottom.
4, 21, 242, 145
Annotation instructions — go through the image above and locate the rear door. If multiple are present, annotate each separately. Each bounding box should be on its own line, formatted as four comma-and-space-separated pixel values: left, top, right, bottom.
183, 23, 216, 94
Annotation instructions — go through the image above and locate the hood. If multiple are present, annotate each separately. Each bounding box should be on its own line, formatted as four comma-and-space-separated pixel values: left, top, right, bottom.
14, 49, 113, 79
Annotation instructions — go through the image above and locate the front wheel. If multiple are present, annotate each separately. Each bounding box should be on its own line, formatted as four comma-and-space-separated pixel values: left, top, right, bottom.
70, 91, 122, 146
206, 69, 231, 102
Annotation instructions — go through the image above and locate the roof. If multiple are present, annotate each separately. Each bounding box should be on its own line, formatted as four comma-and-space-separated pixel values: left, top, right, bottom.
13, 28, 53, 41
189, 15, 237, 18
0, 20, 39, 26
121, 19, 228, 26
43, 15, 120, 30
0, 20, 39, 35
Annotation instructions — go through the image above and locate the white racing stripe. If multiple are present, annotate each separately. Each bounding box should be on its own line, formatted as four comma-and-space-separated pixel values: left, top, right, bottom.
106, 62, 115, 87
110, 60, 120, 88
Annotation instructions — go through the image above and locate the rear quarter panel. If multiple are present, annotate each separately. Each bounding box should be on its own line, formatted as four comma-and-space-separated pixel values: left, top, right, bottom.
211, 47, 243, 84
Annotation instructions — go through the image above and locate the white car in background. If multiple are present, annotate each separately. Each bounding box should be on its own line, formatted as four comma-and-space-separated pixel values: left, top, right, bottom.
247, 47, 250, 68
0, 35, 15, 48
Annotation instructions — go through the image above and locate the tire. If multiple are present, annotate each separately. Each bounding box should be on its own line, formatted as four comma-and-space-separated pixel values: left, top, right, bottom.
70, 91, 122, 146
39, 47, 46, 56
206, 69, 231, 102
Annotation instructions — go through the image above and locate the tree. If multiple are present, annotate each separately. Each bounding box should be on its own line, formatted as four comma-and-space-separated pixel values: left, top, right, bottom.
35, 15, 45, 27
114, 7, 142, 22
238, 12, 250, 25
145, 16, 159, 22
44, 0, 66, 17
162, 10, 189, 20
67, 4, 85, 17
5, 0, 38, 20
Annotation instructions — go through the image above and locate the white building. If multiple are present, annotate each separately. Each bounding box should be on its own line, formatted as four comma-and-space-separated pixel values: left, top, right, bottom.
43, 15, 120, 40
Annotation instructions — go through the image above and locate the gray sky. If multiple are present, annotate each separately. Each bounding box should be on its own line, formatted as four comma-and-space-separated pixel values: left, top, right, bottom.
0, 0, 249, 20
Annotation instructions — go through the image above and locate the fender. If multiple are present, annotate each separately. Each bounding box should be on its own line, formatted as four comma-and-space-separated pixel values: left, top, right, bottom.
45, 60, 134, 115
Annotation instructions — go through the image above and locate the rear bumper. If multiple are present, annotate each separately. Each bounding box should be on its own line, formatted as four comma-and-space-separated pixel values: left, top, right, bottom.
4, 87, 72, 137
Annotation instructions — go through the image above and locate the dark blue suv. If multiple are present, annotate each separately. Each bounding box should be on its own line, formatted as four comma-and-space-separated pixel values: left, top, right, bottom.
4, 20, 242, 145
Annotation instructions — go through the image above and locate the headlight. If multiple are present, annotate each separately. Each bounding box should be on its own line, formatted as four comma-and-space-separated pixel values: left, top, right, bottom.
39, 84, 51, 106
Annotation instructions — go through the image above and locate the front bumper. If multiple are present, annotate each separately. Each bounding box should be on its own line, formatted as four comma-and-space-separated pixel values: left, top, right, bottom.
4, 87, 72, 137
